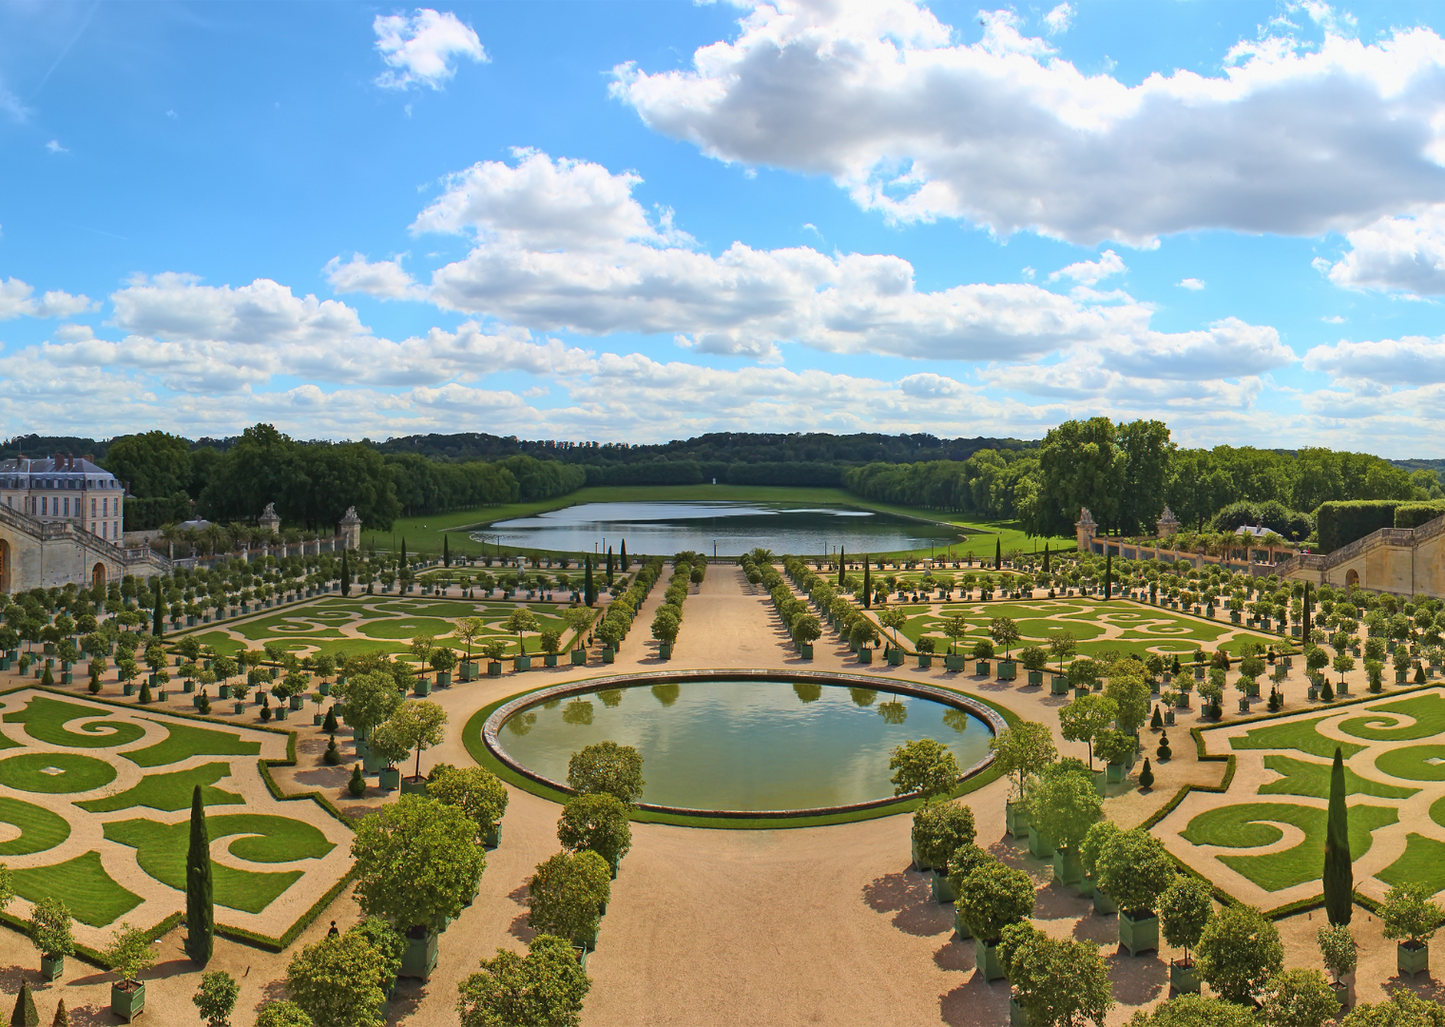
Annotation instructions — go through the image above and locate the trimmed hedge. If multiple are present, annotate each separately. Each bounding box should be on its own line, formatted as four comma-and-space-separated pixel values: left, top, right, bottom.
1395, 502, 1445, 530
1316, 501, 1401, 553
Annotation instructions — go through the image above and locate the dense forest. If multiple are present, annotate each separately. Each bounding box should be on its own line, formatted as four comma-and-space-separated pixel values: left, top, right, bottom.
3, 423, 1440, 545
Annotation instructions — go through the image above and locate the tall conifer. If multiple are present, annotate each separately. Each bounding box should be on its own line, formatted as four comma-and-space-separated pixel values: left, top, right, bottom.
185, 785, 214, 964
340, 549, 351, 598
994, 538, 1002, 569
838, 547, 846, 586
620, 540, 628, 571
863, 559, 871, 610
584, 557, 596, 607
153, 585, 165, 637
1324, 746, 1353, 925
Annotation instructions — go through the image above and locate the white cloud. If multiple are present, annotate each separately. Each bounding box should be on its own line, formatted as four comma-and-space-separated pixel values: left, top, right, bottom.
1048, 250, 1126, 285
611, 0, 1445, 245
0, 81, 27, 123
1177, 278, 1205, 291
329, 149, 1270, 368
1321, 314, 1346, 323
45, 139, 66, 154
1043, 3, 1074, 35
1324, 204, 1445, 294
374, 8, 486, 91
323, 254, 424, 300
0, 278, 91, 319
1304, 333, 1445, 386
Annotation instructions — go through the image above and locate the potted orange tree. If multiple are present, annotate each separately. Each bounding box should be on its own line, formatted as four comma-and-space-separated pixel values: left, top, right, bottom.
105, 922, 155, 1022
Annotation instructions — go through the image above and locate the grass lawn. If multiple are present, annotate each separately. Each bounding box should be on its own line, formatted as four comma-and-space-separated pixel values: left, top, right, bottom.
1374, 744, 1445, 782
13, 851, 143, 927
123, 721, 262, 769
1259, 754, 1418, 799
4, 697, 146, 749
1181, 801, 1398, 892
77, 761, 245, 813
1378, 834, 1445, 895
106, 813, 334, 914
1230, 718, 1366, 760
0, 796, 70, 856
0, 752, 116, 793
366, 485, 1077, 561
1338, 694, 1445, 741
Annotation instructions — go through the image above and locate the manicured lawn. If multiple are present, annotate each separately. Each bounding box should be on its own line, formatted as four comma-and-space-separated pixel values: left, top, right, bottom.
12, 851, 143, 927
355, 615, 457, 641
1378, 834, 1445, 895
1374, 744, 1445, 782
0, 797, 70, 855
1259, 754, 1418, 799
1181, 801, 1398, 892
0, 752, 116, 793
1230, 718, 1366, 760
106, 813, 334, 914
123, 721, 261, 768
4, 697, 146, 749
1338, 694, 1445, 741
77, 761, 244, 813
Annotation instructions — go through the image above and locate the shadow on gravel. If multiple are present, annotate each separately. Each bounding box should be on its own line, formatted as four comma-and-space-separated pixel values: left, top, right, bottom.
862, 870, 953, 938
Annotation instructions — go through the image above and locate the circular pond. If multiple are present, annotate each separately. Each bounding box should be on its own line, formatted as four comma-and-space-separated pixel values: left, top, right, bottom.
486, 672, 1000, 816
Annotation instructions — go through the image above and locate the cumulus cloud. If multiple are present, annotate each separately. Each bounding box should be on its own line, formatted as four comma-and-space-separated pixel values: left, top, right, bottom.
1304, 333, 1445, 386
321, 149, 1273, 369
1177, 278, 1206, 291
1043, 3, 1073, 35
374, 8, 486, 90
1324, 205, 1445, 294
323, 254, 424, 300
45, 139, 66, 154
0, 278, 91, 319
611, 0, 1445, 245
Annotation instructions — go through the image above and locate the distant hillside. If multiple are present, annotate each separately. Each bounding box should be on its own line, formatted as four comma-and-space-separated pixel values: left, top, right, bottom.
1392, 458, 1445, 477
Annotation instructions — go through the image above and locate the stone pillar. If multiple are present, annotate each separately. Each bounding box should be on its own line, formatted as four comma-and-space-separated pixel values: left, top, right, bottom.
338, 507, 362, 551
258, 502, 281, 537
1075, 508, 1097, 554
1157, 505, 1180, 538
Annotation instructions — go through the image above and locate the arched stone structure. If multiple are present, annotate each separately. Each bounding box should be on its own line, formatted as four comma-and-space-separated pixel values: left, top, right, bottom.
1346, 568, 1360, 589
92, 563, 106, 589
0, 538, 9, 594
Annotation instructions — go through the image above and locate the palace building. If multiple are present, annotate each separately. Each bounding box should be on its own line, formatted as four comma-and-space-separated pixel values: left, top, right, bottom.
0, 455, 125, 541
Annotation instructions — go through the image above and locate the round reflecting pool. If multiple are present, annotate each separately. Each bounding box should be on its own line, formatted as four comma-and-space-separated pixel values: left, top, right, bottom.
488, 673, 998, 815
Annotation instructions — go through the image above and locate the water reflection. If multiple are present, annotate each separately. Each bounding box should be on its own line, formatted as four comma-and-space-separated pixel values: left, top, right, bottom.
849, 688, 878, 707
877, 699, 908, 725
794, 683, 823, 703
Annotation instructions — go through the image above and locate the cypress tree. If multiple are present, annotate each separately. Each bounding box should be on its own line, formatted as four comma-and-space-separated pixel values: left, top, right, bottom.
323, 705, 338, 733
1104, 552, 1113, 599
1303, 582, 1312, 642
185, 784, 214, 964
862, 559, 871, 610
606, 547, 615, 586
994, 537, 1002, 570
838, 547, 846, 586
1043, 542, 1050, 573
348, 763, 366, 797
584, 557, 596, 607
10, 980, 36, 1026
443, 534, 450, 568
340, 549, 351, 598
400, 538, 407, 571
49, 999, 67, 1027
620, 539, 628, 571
153, 585, 165, 637
1324, 746, 1353, 925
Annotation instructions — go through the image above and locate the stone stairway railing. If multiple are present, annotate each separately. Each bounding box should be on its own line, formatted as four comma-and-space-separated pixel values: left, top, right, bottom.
0, 500, 171, 574
1273, 512, 1445, 578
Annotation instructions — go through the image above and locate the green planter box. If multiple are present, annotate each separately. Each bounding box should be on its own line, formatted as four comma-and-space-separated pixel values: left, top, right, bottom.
1005, 800, 1030, 840
602, 648, 615, 664
570, 650, 587, 666
886, 648, 906, 666
482, 823, 501, 849
378, 767, 400, 790
1052, 847, 1082, 887
1050, 675, 1069, 695
111, 982, 145, 1022
953, 907, 971, 939
515, 655, 532, 672
1119, 910, 1159, 956
123, 684, 134, 696
1074, 686, 1089, 699
39, 954, 63, 981
60, 672, 72, 685
976, 660, 990, 676
401, 930, 439, 980
1027, 827, 1054, 860
1105, 762, 1125, 784
998, 660, 1017, 680
930, 870, 956, 903
437, 671, 453, 687
1399, 941, 1429, 977
488, 662, 503, 677
289, 695, 304, 710
916, 652, 931, 668
1077, 875, 1095, 899
911, 829, 931, 872
274, 705, 287, 720
459, 662, 477, 682
1027, 670, 1043, 686
400, 776, 428, 796
1170, 960, 1200, 994
1093, 889, 1118, 916
858, 648, 873, 664
415, 678, 432, 696
944, 654, 967, 671
1009, 996, 1034, 1027
975, 938, 1006, 982
659, 643, 673, 660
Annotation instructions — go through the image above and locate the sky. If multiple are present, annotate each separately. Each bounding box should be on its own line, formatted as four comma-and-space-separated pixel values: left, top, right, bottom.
4, 1, 1445, 455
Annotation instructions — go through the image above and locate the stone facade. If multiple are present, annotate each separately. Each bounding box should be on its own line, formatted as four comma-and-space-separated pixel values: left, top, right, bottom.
0, 502, 167, 594
1277, 514, 1445, 597
0, 455, 124, 542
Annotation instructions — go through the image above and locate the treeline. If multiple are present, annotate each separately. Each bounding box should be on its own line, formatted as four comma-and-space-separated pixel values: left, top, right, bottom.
846, 417, 1445, 546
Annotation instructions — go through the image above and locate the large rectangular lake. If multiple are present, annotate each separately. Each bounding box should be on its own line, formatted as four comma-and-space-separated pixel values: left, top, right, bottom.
482, 501, 965, 558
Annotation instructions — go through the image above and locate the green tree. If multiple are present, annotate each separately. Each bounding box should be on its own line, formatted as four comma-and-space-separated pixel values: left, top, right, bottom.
102, 430, 194, 499
350, 794, 486, 937
103, 921, 155, 988
255, 1002, 314, 1027
1317, 923, 1356, 985
584, 557, 595, 607
1340, 990, 1445, 1026
567, 742, 645, 805
185, 785, 213, 965
1158, 876, 1212, 968
911, 802, 977, 871
9, 981, 36, 1027
192, 970, 240, 1027
427, 765, 509, 843
1380, 883, 1445, 948
988, 617, 1021, 659
888, 739, 960, 802
998, 922, 1113, 1027
286, 931, 388, 1027
1125, 994, 1256, 1027
27, 896, 73, 969
988, 721, 1057, 800
1324, 746, 1353, 926
378, 700, 449, 781
1095, 829, 1174, 917
457, 934, 591, 1027
1258, 968, 1339, 1027
942, 614, 969, 655
1030, 767, 1102, 854
955, 861, 1035, 943
527, 850, 611, 943
505, 610, 539, 654
332, 671, 401, 741
1059, 694, 1117, 769
1104, 665, 1151, 735
1048, 631, 1078, 674
1196, 903, 1284, 1005
556, 793, 633, 868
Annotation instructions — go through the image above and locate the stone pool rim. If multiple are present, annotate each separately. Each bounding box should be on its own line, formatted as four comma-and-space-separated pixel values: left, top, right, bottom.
482, 668, 1004, 819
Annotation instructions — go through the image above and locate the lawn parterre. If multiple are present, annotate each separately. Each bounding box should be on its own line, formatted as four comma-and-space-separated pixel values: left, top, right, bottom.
0, 688, 352, 946
180, 594, 578, 662
891, 597, 1287, 660
1159, 685, 1445, 911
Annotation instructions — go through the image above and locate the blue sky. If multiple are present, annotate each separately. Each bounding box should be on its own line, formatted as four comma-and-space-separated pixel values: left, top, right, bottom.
4, 1, 1445, 455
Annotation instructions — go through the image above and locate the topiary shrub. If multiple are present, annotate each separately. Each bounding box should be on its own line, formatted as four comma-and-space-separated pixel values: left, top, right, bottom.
323, 735, 342, 766
1138, 758, 1154, 790
1157, 732, 1172, 761
347, 764, 366, 797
